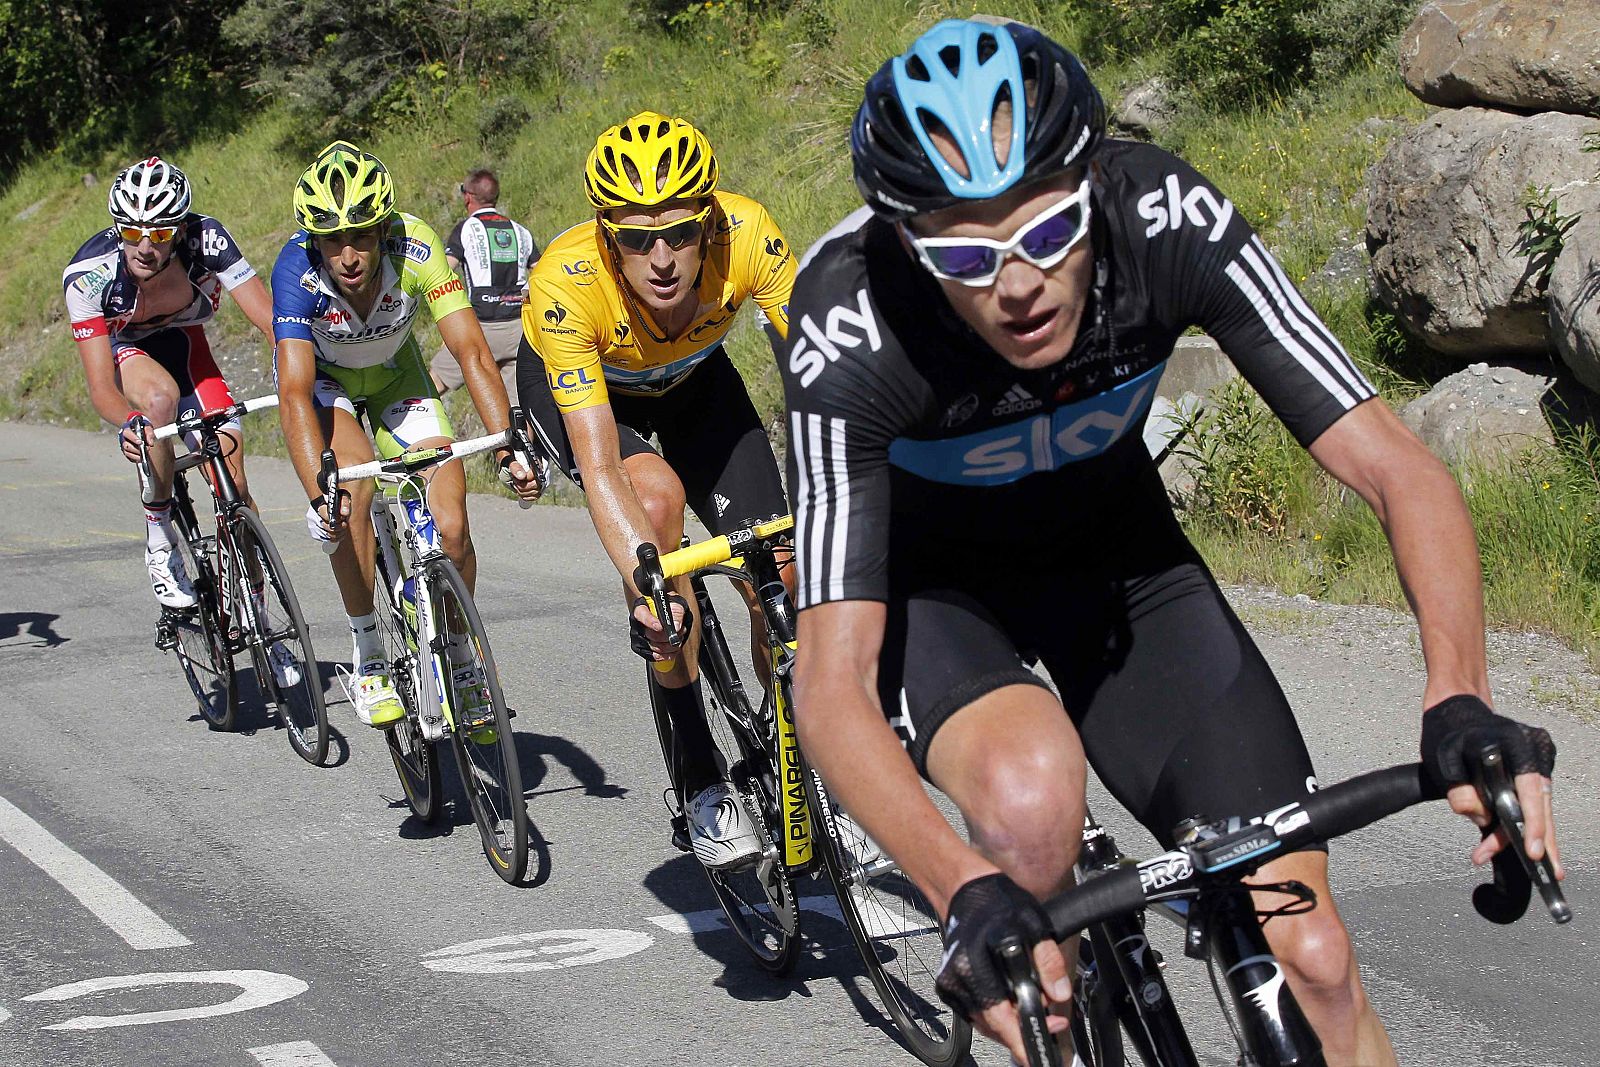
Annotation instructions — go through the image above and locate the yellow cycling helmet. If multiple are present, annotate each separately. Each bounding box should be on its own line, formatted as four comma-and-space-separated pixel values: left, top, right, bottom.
584, 111, 719, 210
293, 141, 396, 234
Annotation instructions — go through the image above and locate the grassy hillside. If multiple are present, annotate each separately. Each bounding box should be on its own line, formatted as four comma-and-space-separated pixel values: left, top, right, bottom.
2, 0, 1595, 667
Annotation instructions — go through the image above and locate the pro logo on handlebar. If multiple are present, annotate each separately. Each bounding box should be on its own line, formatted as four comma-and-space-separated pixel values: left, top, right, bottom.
1138, 853, 1192, 894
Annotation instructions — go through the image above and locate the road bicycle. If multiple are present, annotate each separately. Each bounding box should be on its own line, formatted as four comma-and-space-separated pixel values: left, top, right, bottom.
318, 416, 540, 883
999, 746, 1571, 1067
138, 395, 329, 764
635, 517, 971, 1066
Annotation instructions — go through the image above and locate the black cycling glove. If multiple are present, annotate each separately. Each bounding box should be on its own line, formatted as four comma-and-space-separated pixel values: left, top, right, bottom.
935, 872, 1053, 1021
1420, 694, 1556, 794
628, 593, 692, 661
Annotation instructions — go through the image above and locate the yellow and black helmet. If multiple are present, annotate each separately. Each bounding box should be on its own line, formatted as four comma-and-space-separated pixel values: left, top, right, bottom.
584, 111, 718, 210
293, 141, 396, 234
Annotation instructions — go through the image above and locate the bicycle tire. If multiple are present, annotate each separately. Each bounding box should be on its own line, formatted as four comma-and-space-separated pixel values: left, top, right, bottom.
374, 541, 441, 822
168, 514, 237, 730
805, 760, 972, 1067
427, 557, 529, 883
229, 508, 329, 765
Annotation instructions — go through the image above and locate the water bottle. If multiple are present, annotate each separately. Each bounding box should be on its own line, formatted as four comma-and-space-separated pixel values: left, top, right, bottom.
401, 494, 440, 554
393, 573, 419, 637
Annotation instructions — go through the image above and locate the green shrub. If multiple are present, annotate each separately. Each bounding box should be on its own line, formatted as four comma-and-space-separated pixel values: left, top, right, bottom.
1068, 0, 1418, 106
222, 0, 553, 141
0, 0, 246, 178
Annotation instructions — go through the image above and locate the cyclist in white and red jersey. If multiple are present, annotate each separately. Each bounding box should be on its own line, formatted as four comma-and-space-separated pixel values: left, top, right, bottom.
63, 159, 283, 669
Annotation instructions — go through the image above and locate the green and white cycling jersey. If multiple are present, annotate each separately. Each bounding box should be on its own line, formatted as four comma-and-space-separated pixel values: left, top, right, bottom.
272, 212, 469, 456
271, 211, 471, 369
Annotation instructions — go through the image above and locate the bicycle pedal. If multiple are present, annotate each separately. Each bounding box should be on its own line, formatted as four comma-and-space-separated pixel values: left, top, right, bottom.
154, 623, 178, 652
460, 708, 496, 732
669, 813, 691, 854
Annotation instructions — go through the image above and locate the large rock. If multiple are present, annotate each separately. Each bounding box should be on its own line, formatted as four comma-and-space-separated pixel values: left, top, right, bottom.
1399, 361, 1558, 466
1400, 1, 1600, 117
1549, 209, 1600, 394
1367, 107, 1600, 358
1113, 77, 1180, 139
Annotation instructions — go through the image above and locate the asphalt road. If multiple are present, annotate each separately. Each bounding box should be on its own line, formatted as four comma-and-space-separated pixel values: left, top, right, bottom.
0, 421, 1594, 1067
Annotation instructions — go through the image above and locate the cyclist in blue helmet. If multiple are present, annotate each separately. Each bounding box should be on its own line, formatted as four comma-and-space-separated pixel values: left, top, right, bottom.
783, 16, 1560, 1065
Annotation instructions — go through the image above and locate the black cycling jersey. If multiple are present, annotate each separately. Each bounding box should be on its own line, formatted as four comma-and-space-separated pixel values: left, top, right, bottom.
781, 140, 1375, 610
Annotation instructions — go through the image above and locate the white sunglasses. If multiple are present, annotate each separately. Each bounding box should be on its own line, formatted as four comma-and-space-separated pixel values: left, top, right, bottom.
902, 178, 1093, 287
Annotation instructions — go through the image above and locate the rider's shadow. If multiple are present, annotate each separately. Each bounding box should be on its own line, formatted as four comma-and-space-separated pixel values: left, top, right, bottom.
0, 611, 69, 649
514, 730, 628, 800
640, 852, 957, 1060
639, 852, 899, 1008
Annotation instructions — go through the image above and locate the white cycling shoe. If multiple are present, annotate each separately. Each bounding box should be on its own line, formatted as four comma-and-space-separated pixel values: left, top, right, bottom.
146, 545, 197, 609
267, 641, 303, 689
687, 782, 761, 871
834, 810, 888, 872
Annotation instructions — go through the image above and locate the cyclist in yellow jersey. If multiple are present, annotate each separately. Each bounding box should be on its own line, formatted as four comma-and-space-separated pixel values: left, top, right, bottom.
517, 112, 796, 870
273, 141, 540, 729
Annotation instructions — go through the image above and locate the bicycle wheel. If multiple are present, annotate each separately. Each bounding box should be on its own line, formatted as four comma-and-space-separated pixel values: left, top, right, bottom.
374, 548, 441, 822
684, 583, 800, 974
806, 762, 971, 1067
229, 508, 329, 765
427, 557, 528, 883
168, 520, 237, 730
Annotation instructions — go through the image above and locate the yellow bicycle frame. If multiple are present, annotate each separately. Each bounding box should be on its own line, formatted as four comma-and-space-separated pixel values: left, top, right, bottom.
772, 638, 812, 868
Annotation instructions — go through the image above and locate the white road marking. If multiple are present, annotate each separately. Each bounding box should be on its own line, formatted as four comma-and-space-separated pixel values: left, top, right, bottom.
248, 1040, 341, 1066
22, 970, 307, 1031
644, 894, 934, 939
0, 1004, 10, 1026
422, 930, 653, 974
0, 794, 190, 950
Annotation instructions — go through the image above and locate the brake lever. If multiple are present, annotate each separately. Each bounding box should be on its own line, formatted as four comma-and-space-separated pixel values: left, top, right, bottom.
633, 543, 683, 672
504, 406, 546, 510
1471, 744, 1570, 925
316, 448, 346, 556
129, 415, 157, 504
995, 935, 1061, 1067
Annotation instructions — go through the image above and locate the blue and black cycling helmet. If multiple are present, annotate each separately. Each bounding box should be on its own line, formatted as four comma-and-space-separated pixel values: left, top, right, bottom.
852, 18, 1105, 220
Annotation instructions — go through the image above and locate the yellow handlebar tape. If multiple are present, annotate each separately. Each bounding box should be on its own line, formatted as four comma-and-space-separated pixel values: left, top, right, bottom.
657, 515, 794, 580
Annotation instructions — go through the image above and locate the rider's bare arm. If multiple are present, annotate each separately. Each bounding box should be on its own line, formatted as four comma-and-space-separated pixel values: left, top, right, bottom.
562, 403, 661, 596
1309, 398, 1559, 871
437, 306, 512, 439
74, 332, 136, 428
275, 336, 328, 502
794, 598, 1001, 918
1309, 399, 1489, 706
228, 275, 276, 339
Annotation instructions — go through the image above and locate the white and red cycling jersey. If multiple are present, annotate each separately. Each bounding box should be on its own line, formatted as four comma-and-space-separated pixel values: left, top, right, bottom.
62, 213, 256, 344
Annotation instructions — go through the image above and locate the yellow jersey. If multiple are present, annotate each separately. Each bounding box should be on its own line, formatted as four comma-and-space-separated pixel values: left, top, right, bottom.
523, 191, 795, 413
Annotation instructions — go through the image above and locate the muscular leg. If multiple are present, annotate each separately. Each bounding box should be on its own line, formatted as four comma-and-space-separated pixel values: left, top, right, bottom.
1252, 851, 1396, 1067
925, 684, 1088, 1054
321, 406, 378, 617
414, 439, 473, 590
216, 427, 255, 512
115, 355, 181, 499
926, 684, 1088, 900
624, 450, 696, 686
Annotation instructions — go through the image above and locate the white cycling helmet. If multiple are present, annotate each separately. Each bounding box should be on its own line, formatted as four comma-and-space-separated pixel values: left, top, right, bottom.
108, 157, 192, 227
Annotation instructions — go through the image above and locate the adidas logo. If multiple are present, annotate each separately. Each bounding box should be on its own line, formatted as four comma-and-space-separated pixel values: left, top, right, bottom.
713, 492, 732, 516
992, 384, 1043, 416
